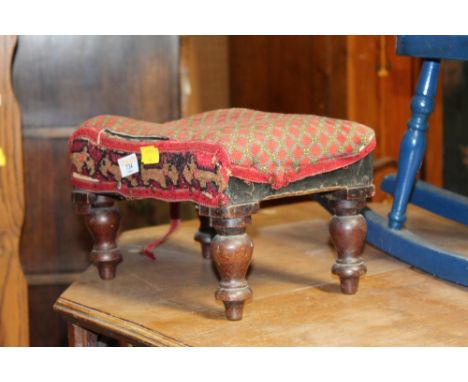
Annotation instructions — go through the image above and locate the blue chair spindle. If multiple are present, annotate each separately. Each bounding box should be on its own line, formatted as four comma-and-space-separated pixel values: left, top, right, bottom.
388, 59, 440, 229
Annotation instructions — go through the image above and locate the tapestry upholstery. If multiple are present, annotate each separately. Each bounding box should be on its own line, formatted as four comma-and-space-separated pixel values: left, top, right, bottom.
69, 108, 376, 207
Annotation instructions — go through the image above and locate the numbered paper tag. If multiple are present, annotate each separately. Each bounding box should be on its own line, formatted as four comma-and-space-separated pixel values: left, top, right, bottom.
118, 153, 139, 177
140, 146, 159, 164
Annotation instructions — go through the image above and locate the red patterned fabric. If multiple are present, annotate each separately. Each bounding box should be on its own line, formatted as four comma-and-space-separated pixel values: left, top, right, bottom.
70, 108, 375, 207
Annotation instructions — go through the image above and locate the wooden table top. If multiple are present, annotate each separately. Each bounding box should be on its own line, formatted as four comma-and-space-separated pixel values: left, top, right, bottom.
54, 201, 468, 346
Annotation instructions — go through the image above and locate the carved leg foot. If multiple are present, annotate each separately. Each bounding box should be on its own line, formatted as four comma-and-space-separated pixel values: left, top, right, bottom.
73, 192, 122, 280
199, 204, 259, 320
328, 196, 368, 295
194, 207, 216, 259
211, 217, 253, 320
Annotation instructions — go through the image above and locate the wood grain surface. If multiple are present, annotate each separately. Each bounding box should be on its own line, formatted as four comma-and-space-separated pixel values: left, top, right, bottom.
55, 202, 467, 346
0, 35, 29, 346
229, 36, 347, 118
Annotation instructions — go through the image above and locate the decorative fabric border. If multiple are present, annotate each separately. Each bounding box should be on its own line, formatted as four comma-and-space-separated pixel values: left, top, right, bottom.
70, 136, 231, 207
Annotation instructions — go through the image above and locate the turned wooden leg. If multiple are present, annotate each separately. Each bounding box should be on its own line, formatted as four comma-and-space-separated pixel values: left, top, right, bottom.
194, 206, 216, 259
73, 192, 122, 280
328, 196, 368, 295
68, 323, 97, 347
211, 216, 253, 320
199, 204, 259, 321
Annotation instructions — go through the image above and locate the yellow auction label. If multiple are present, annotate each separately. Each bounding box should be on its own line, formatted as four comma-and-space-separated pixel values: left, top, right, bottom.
140, 146, 160, 164
0, 148, 6, 167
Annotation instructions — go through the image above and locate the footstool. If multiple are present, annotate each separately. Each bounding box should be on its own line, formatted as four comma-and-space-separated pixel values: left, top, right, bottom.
69, 108, 376, 320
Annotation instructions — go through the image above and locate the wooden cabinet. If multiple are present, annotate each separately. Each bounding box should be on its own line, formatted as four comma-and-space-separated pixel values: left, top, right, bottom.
13, 36, 182, 345
229, 36, 443, 199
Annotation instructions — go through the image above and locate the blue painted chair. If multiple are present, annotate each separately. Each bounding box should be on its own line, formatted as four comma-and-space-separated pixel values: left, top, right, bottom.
363, 36, 468, 286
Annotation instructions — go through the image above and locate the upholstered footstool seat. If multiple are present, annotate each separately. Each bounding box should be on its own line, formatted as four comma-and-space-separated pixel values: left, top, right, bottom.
70, 108, 376, 320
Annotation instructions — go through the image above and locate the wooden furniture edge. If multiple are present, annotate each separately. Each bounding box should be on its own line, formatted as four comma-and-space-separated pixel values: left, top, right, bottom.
53, 297, 189, 347
0, 35, 29, 346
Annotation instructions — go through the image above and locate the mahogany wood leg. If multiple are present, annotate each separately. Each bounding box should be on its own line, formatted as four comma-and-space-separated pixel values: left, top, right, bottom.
328, 196, 368, 295
67, 323, 97, 347
194, 207, 216, 259
73, 192, 122, 280
199, 204, 259, 321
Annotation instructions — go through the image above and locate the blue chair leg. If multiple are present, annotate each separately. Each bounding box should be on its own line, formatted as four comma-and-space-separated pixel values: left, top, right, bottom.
388, 59, 441, 229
